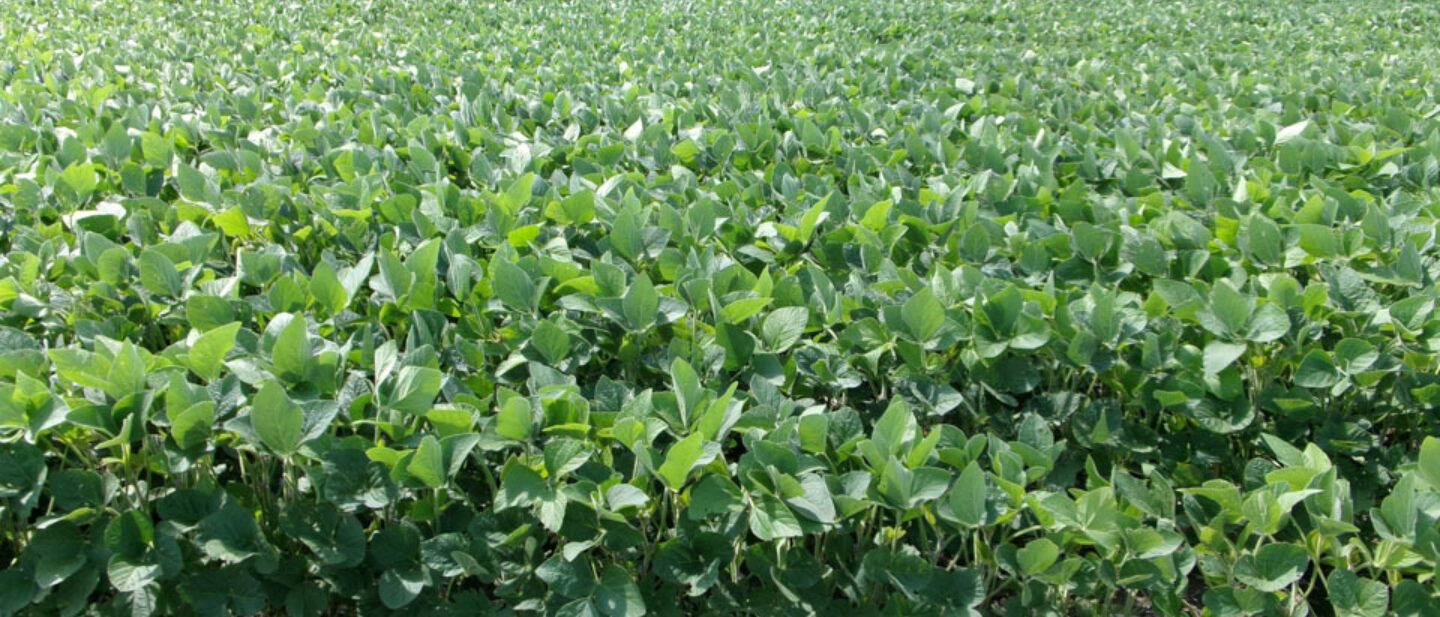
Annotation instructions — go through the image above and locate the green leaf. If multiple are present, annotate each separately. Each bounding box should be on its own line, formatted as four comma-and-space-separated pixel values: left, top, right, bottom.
251, 381, 303, 455
1294, 350, 1340, 389
378, 568, 425, 609
531, 320, 571, 364
1418, 437, 1440, 490
389, 366, 442, 415
761, 306, 808, 352
170, 401, 214, 450
1275, 119, 1310, 145
309, 261, 348, 318
538, 555, 597, 598
104, 510, 154, 558
798, 413, 828, 454
1209, 281, 1251, 337
1335, 338, 1378, 374
798, 197, 828, 245
196, 502, 273, 565
491, 258, 535, 313
871, 399, 917, 457
1017, 538, 1059, 575
46, 469, 103, 511
1297, 224, 1339, 258
1234, 543, 1308, 592
595, 565, 646, 617
496, 397, 532, 441
378, 251, 412, 300
544, 438, 591, 479
622, 274, 658, 332
606, 484, 650, 511
1203, 341, 1248, 375
271, 315, 312, 384
497, 460, 547, 508
688, 475, 743, 520
176, 163, 210, 203
321, 448, 398, 511
715, 322, 755, 369
1246, 303, 1291, 343
186, 322, 240, 381
107, 555, 161, 593
558, 599, 600, 617
1393, 580, 1440, 617
902, 288, 944, 343
29, 523, 86, 588
670, 357, 704, 425
106, 342, 147, 401
1072, 222, 1111, 261
749, 494, 802, 541
611, 208, 645, 262
1246, 215, 1283, 265
186, 296, 236, 332
950, 462, 988, 528
1329, 569, 1389, 617
138, 250, 181, 297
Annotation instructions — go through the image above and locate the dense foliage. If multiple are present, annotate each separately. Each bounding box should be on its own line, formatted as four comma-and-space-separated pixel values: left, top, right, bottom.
3, 0, 1440, 614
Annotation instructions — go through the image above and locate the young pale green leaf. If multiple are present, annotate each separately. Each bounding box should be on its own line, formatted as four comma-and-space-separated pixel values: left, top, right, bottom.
657, 433, 708, 491
721, 297, 771, 324
560, 189, 596, 224
407, 436, 446, 488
